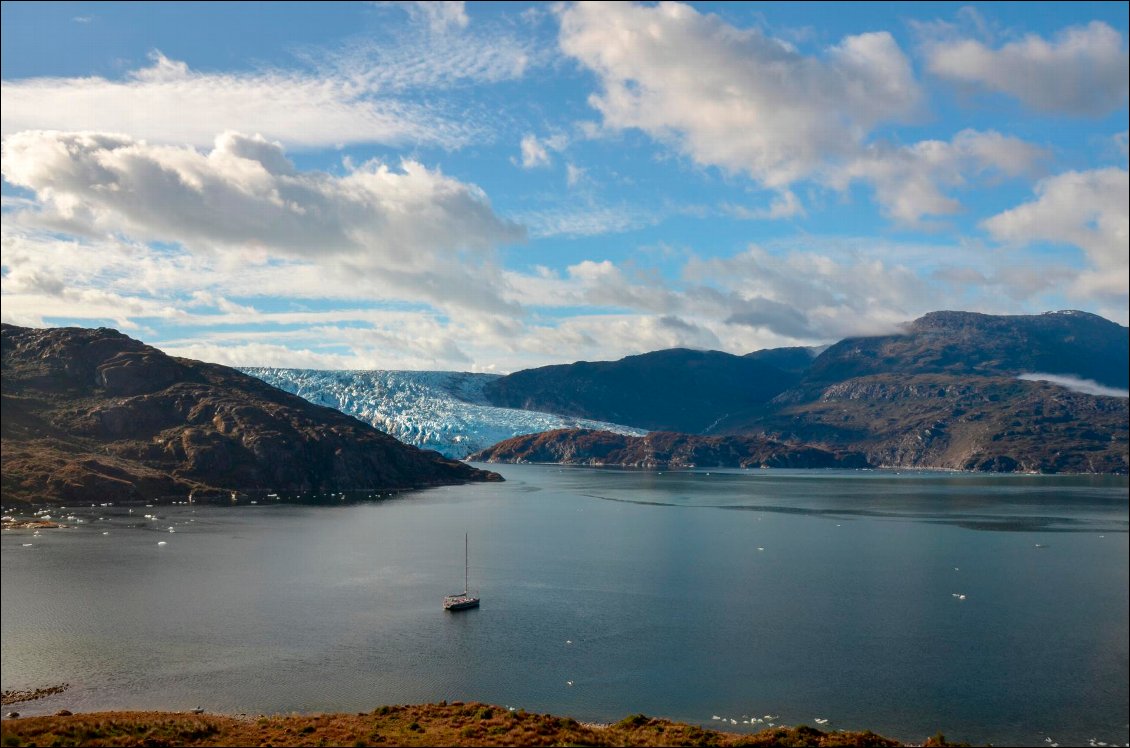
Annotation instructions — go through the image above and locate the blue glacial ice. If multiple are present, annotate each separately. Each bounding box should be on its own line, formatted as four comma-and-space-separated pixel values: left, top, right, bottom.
242, 368, 646, 459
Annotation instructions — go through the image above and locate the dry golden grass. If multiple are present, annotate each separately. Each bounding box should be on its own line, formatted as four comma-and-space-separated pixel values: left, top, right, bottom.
0, 701, 963, 747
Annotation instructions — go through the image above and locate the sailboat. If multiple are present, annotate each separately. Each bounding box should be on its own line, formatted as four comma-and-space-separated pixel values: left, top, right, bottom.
443, 533, 480, 611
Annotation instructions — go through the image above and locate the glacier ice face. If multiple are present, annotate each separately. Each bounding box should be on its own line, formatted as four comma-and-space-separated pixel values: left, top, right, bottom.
242, 368, 647, 458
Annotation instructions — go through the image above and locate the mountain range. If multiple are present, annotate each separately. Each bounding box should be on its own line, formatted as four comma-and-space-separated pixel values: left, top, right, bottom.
473, 311, 1128, 474
0, 324, 499, 505
3, 310, 1126, 506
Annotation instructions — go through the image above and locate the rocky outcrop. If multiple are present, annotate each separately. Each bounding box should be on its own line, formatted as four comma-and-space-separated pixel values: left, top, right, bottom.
469, 429, 870, 469
1, 324, 500, 505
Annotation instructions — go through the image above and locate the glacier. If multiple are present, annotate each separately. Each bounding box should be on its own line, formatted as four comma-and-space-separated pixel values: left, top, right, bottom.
242, 368, 647, 459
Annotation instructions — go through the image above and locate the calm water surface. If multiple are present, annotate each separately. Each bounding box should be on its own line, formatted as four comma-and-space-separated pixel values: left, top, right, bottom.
2, 466, 1127, 746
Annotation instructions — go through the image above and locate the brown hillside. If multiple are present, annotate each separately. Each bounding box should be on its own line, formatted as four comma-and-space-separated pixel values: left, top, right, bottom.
1, 324, 500, 505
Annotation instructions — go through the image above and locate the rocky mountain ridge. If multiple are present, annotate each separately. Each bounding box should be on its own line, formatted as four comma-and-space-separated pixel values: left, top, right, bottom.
473, 311, 1129, 474
1, 324, 500, 505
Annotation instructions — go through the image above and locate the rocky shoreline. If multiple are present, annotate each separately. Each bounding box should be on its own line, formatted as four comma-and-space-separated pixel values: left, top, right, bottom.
1, 684, 69, 706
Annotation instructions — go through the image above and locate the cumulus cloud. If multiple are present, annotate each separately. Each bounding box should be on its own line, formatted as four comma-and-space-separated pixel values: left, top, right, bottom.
1, 130, 524, 312
558, 1, 922, 187
925, 21, 1129, 115
557, 2, 1051, 225
833, 129, 1047, 224
1018, 373, 1129, 399
684, 244, 936, 340
982, 168, 1129, 301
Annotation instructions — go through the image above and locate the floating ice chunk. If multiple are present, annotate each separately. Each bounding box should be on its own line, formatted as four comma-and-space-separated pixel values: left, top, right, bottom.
157, 541, 168, 546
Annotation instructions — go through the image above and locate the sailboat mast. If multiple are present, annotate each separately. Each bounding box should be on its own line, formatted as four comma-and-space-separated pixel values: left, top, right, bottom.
464, 532, 469, 594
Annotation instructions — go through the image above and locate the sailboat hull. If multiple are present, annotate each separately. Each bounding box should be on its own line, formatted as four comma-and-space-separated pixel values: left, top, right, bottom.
443, 595, 480, 611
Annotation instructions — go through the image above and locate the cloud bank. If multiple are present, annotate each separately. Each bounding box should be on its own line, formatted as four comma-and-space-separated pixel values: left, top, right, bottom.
925, 22, 1129, 115
1, 130, 524, 313
1018, 373, 1129, 399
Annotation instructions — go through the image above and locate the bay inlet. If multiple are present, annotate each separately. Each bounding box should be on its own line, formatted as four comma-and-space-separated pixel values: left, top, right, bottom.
2, 465, 1127, 746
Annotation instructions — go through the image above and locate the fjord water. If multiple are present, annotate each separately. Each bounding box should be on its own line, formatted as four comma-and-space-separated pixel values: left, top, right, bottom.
2, 466, 1127, 746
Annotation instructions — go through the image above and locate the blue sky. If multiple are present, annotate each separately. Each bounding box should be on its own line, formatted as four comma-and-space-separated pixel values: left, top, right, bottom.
2, 1, 1127, 372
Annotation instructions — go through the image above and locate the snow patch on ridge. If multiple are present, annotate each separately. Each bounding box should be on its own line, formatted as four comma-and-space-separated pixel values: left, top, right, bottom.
242, 368, 647, 458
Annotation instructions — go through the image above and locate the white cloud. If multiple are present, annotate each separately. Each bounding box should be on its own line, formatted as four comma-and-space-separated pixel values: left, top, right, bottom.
722, 190, 805, 220
515, 132, 570, 170
925, 21, 1129, 115
510, 201, 658, 238
317, 15, 533, 94
1018, 373, 1129, 399
402, 1, 469, 34
684, 244, 937, 340
832, 129, 1047, 224
1, 53, 487, 150
558, 1, 922, 187
982, 168, 1129, 302
556, 2, 1052, 225
519, 134, 551, 168
1, 130, 525, 313
565, 163, 587, 187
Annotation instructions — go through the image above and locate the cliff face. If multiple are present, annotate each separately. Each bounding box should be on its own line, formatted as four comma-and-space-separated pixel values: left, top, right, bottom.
1, 324, 500, 505
469, 429, 870, 469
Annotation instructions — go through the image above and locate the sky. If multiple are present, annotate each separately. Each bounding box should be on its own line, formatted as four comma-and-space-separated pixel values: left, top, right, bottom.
1, 1, 1127, 373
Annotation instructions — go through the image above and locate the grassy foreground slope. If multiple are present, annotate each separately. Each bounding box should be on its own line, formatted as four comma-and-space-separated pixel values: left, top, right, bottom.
0, 703, 965, 747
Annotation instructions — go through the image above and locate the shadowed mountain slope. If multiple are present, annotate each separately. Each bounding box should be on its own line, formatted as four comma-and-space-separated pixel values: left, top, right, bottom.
482, 348, 794, 433
1, 324, 499, 505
